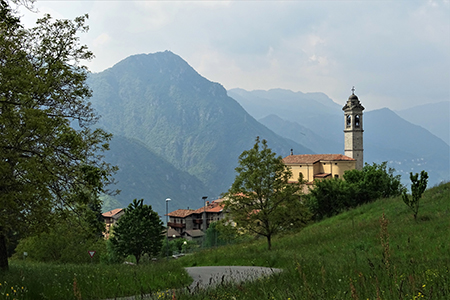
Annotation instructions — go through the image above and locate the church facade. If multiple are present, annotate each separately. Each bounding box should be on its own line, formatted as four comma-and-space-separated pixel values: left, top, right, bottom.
283, 88, 364, 186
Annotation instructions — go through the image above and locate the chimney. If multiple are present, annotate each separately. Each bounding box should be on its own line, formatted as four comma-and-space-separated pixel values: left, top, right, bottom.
290, 149, 293, 156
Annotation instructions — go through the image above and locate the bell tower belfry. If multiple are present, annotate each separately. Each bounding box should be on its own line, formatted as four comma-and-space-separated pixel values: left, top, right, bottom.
342, 87, 365, 170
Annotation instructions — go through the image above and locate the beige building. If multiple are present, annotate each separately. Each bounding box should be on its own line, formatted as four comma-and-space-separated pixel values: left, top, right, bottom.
283, 154, 356, 192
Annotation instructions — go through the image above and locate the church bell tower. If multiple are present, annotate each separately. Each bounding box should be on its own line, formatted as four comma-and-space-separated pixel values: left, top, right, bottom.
342, 87, 364, 170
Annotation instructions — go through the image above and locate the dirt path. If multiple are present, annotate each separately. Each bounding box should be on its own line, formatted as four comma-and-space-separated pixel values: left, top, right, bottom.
185, 266, 282, 290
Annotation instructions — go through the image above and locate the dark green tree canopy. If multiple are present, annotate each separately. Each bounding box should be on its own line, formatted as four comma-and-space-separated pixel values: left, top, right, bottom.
110, 199, 164, 264
0, 1, 116, 270
224, 137, 309, 250
307, 162, 404, 220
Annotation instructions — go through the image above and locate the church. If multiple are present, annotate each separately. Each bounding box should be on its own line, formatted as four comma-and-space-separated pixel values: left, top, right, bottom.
282, 88, 365, 187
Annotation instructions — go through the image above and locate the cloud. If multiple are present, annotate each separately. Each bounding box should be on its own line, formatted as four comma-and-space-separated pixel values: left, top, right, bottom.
17, 1, 450, 111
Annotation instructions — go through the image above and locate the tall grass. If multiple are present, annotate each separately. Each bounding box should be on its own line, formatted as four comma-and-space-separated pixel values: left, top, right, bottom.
173, 182, 450, 299
0, 260, 191, 300
1, 182, 448, 299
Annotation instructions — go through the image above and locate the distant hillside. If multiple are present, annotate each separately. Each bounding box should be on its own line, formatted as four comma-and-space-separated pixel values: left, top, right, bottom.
87, 51, 313, 210
228, 88, 341, 121
101, 135, 211, 217
232, 89, 450, 186
259, 114, 340, 154
365, 108, 450, 186
395, 101, 450, 146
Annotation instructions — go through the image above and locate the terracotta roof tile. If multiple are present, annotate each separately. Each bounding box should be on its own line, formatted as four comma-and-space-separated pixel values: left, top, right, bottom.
283, 154, 355, 164
102, 208, 123, 218
167, 209, 194, 218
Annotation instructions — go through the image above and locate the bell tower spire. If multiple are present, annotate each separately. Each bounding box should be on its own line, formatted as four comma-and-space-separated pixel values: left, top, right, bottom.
342, 87, 365, 170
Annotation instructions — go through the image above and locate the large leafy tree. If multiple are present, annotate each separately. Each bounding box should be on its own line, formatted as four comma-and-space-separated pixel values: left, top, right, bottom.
110, 199, 164, 264
224, 137, 309, 250
0, 1, 115, 270
344, 162, 403, 204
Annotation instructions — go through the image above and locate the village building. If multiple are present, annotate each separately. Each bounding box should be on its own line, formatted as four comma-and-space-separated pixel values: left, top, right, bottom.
282, 88, 364, 187
166, 198, 226, 242
102, 208, 124, 239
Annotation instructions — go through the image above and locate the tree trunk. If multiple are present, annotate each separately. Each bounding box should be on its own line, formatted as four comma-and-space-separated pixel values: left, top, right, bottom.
0, 232, 9, 271
267, 234, 272, 250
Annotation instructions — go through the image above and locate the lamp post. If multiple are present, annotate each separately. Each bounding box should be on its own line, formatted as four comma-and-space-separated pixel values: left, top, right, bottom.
165, 198, 171, 260
202, 196, 208, 248
202, 196, 208, 231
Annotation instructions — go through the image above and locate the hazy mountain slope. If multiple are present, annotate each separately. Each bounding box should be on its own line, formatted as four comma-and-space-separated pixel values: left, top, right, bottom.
228, 88, 341, 121
395, 101, 450, 146
88, 51, 313, 198
364, 108, 450, 186
259, 114, 341, 154
103, 135, 211, 217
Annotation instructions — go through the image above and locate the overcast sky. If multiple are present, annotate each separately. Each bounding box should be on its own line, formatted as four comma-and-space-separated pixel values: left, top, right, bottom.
18, 0, 449, 111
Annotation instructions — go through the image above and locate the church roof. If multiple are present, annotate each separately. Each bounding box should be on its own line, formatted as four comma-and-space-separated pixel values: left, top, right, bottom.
283, 154, 355, 164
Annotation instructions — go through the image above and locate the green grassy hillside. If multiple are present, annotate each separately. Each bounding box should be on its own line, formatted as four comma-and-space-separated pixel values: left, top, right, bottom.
177, 182, 450, 299
3, 183, 448, 299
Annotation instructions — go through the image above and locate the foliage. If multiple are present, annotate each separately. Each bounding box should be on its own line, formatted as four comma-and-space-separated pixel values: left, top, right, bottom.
306, 177, 352, 220
224, 137, 309, 250
110, 199, 164, 264
0, 1, 116, 270
307, 162, 403, 220
161, 238, 197, 257
402, 170, 429, 220
344, 161, 403, 203
12, 226, 106, 264
1, 260, 192, 300
177, 182, 450, 299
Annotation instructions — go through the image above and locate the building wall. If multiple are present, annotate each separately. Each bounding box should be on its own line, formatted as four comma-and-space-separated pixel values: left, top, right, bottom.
287, 160, 356, 183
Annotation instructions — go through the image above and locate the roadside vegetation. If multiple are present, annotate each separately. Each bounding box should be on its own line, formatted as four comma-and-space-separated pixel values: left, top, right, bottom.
2, 181, 448, 299
175, 181, 450, 299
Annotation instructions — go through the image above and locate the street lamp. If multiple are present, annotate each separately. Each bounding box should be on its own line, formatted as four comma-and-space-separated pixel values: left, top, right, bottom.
165, 198, 171, 260
202, 196, 208, 248
202, 196, 208, 231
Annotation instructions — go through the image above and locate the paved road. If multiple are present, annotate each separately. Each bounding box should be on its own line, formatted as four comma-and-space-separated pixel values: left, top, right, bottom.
185, 266, 282, 290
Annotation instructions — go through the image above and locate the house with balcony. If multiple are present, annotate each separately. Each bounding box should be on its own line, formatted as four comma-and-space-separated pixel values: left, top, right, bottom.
166, 199, 226, 241
102, 208, 124, 239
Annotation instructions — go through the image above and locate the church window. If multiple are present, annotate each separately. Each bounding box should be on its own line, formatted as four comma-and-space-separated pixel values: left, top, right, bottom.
355, 115, 360, 128
346, 115, 351, 127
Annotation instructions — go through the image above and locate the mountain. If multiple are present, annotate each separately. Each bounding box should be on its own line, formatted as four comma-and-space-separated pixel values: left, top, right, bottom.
231, 89, 450, 186
101, 135, 211, 217
87, 51, 314, 211
228, 88, 341, 121
258, 114, 341, 154
395, 101, 450, 146
364, 108, 450, 186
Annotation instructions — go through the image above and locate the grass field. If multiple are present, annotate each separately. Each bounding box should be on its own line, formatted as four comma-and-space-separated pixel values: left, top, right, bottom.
1, 182, 449, 299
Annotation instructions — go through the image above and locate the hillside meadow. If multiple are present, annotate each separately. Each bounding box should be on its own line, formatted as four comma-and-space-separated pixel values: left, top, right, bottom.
1, 182, 448, 299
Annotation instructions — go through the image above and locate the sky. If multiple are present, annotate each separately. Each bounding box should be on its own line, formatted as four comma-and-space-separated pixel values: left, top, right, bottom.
17, 0, 450, 111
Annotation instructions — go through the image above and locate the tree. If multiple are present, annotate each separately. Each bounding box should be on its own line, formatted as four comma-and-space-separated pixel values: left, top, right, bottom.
307, 162, 404, 220
402, 170, 428, 220
110, 199, 164, 264
224, 137, 309, 250
344, 162, 403, 205
0, 1, 116, 270
306, 178, 352, 221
